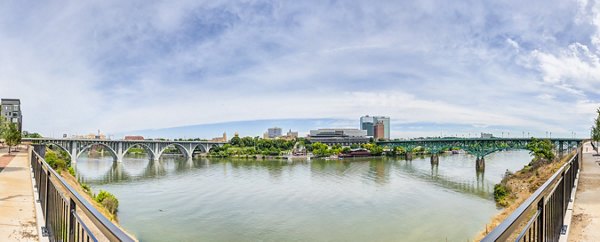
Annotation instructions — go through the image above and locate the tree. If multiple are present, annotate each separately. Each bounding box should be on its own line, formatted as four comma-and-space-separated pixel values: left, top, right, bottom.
4, 123, 22, 154
0, 116, 6, 146
592, 108, 600, 154
311, 142, 331, 157
526, 138, 555, 162
230, 134, 241, 146
393, 146, 406, 155
23, 132, 43, 138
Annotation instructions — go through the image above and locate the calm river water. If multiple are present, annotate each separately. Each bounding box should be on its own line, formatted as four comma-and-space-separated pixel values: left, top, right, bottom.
75, 151, 531, 242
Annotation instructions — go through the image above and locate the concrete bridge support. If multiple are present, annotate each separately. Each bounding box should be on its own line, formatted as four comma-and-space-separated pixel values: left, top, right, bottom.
405, 152, 413, 160
476, 157, 485, 172
430, 154, 439, 165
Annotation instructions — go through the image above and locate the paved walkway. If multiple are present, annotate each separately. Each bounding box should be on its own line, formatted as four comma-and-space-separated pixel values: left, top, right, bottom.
0, 147, 38, 241
569, 142, 600, 241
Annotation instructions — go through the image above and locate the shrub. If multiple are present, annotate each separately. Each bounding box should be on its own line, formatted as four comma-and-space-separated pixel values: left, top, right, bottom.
81, 183, 92, 195
68, 167, 76, 176
494, 184, 510, 207
95, 190, 119, 214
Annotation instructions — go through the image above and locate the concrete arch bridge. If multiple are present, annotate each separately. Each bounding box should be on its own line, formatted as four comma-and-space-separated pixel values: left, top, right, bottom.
23, 138, 226, 163
377, 137, 584, 171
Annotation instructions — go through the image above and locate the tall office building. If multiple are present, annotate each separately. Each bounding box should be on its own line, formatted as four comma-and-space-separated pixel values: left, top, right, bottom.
1, 99, 22, 132
360, 115, 390, 140
374, 121, 385, 140
267, 127, 283, 138
360, 116, 375, 136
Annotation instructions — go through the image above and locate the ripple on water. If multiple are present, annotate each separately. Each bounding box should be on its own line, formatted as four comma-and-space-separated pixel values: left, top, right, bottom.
76, 152, 531, 242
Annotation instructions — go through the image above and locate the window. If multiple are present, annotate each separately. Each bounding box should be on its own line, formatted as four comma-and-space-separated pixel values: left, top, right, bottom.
12, 118, 18, 122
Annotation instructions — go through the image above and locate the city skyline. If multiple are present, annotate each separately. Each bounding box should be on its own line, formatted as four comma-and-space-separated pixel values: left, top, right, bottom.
0, 1, 599, 138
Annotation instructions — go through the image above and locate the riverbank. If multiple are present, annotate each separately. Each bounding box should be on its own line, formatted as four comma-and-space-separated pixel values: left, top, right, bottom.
475, 151, 575, 240
42, 147, 137, 241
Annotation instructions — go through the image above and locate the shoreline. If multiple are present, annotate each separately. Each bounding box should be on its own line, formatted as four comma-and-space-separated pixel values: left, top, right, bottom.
474, 151, 575, 241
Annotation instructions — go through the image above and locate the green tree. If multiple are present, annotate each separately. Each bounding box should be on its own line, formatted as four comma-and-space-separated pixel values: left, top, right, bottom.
240, 136, 255, 147
526, 138, 555, 162
4, 123, 21, 154
311, 142, 331, 157
230, 135, 241, 146
362, 143, 383, 156
393, 146, 406, 155
0, 116, 7, 144
23, 132, 43, 138
592, 108, 600, 154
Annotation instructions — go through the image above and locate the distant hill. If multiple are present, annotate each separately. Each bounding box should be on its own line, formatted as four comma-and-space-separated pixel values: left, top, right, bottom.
113, 118, 355, 139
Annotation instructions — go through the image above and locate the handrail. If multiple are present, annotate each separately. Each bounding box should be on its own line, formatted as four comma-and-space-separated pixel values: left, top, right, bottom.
482, 151, 579, 241
31, 148, 136, 242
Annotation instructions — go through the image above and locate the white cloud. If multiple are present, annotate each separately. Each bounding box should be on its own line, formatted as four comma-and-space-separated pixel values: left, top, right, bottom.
0, 0, 598, 138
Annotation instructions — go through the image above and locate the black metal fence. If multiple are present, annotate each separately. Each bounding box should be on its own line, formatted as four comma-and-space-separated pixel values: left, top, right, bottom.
31, 146, 136, 242
482, 151, 580, 242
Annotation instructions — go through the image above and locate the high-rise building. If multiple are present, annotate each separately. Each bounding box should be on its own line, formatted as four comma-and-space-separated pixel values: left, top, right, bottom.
374, 121, 385, 140
360, 115, 390, 140
1, 99, 22, 132
267, 127, 283, 138
360, 116, 375, 136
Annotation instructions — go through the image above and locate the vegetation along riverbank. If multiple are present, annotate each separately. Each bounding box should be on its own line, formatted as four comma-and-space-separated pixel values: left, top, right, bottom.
45, 147, 121, 222
475, 138, 575, 240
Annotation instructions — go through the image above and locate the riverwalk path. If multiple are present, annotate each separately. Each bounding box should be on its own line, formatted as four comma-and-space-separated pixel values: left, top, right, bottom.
569, 142, 600, 241
0, 147, 38, 241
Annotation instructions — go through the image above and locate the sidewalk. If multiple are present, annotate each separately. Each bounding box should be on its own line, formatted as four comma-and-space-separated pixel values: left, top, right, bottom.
569, 142, 600, 241
0, 148, 38, 241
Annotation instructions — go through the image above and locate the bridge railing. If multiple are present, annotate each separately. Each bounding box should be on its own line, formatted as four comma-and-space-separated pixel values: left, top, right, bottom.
482, 150, 579, 242
30, 146, 136, 242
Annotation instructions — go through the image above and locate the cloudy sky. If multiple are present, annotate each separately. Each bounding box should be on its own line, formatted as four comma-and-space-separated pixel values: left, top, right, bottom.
1, 0, 600, 138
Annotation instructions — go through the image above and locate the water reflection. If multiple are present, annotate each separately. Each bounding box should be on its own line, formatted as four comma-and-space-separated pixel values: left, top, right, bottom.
76, 151, 532, 242
78, 154, 500, 199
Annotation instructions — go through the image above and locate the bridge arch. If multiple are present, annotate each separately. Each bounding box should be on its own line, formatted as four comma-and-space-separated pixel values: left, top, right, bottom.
191, 144, 208, 154
39, 142, 75, 162
42, 142, 70, 155
77, 143, 119, 162
123, 143, 157, 159
157, 143, 190, 160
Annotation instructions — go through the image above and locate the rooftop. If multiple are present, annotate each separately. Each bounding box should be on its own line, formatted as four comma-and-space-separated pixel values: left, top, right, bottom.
1, 98, 20, 104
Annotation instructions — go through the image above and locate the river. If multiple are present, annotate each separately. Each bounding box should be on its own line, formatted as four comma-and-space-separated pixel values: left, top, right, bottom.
75, 151, 531, 242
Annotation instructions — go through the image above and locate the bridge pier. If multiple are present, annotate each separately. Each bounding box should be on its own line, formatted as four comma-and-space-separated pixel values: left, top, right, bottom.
71, 142, 78, 164
430, 154, 439, 165
476, 157, 485, 172
405, 152, 413, 160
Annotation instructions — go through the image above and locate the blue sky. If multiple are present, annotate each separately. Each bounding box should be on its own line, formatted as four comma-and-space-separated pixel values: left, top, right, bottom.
1, 0, 599, 138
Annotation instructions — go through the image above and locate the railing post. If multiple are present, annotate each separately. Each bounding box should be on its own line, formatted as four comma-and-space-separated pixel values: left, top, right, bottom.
68, 198, 76, 242
538, 198, 544, 242
44, 169, 51, 236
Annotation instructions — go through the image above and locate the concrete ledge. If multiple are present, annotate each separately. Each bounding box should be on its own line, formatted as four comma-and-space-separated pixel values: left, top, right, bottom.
30, 164, 49, 242
559, 172, 580, 242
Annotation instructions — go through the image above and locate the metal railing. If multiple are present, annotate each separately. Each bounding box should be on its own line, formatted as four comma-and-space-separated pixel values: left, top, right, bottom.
482, 151, 580, 242
31, 146, 136, 242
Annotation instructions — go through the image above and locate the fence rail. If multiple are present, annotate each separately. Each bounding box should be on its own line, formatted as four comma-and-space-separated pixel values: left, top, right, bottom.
31, 145, 136, 242
482, 150, 580, 242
